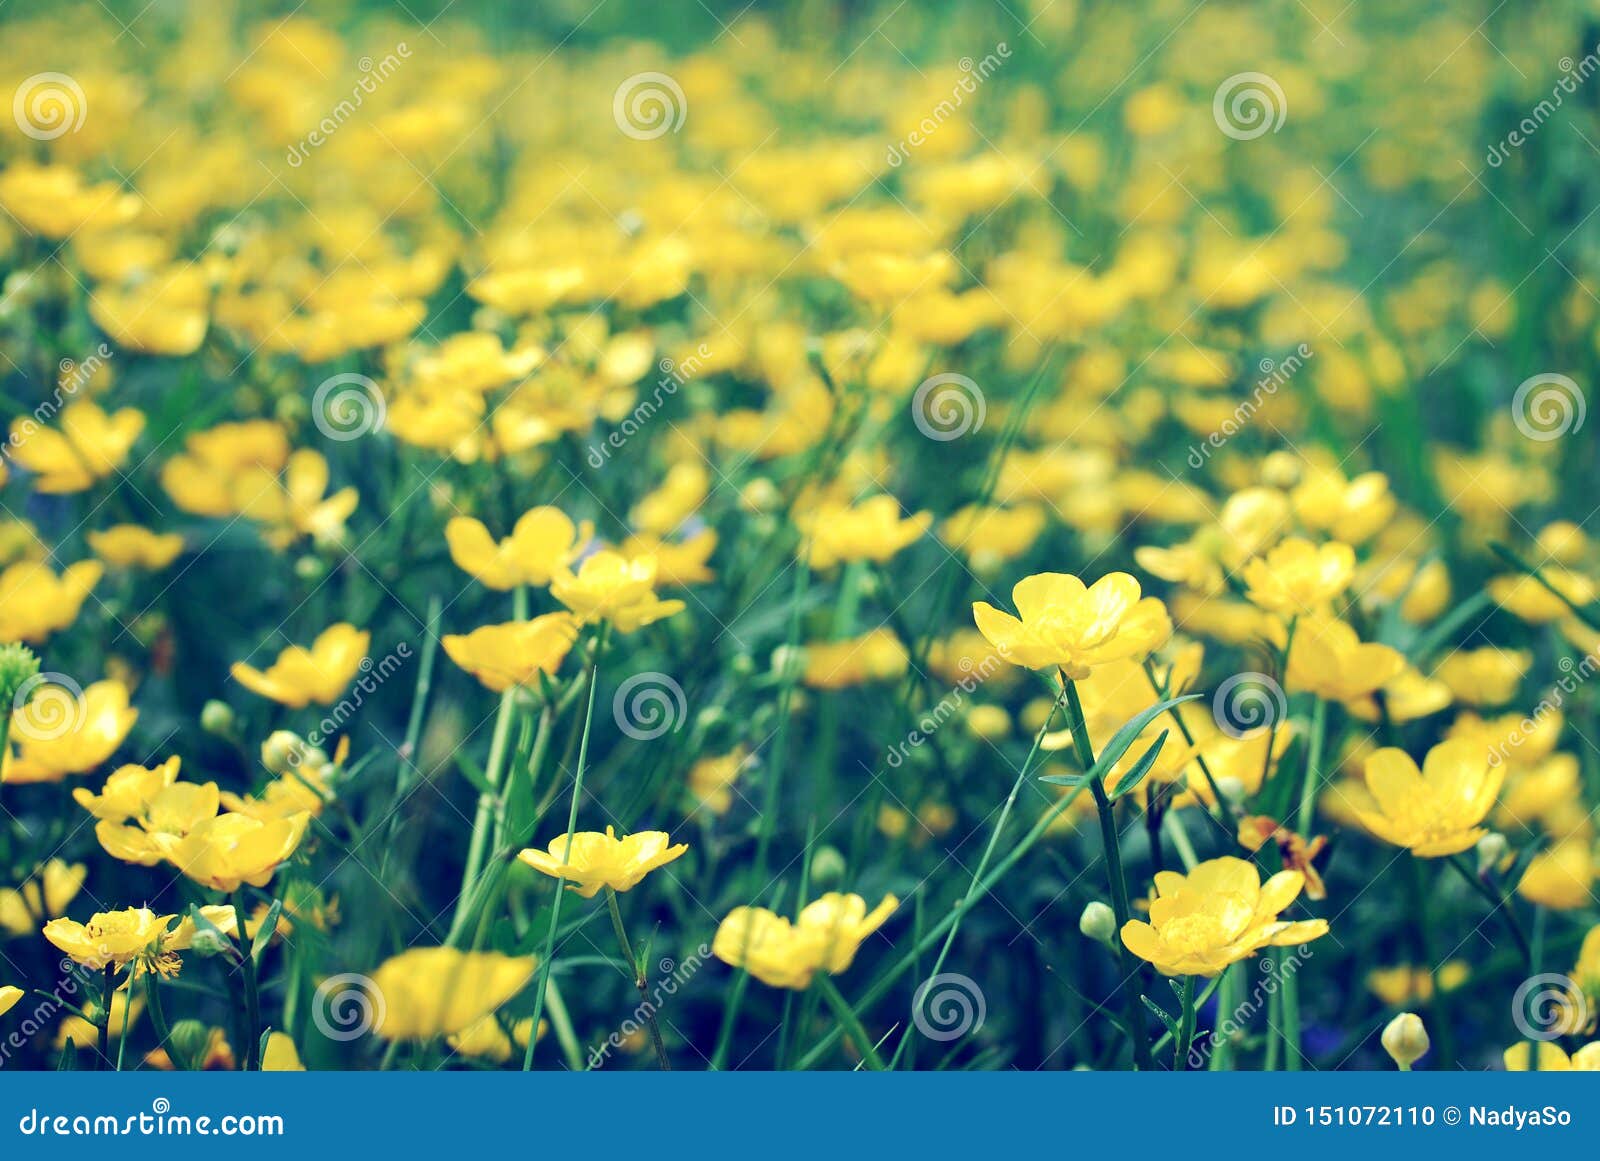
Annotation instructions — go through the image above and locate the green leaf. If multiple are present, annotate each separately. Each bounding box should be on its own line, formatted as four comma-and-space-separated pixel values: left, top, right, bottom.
1040, 694, 1200, 787
58, 1038, 76, 1069
1110, 729, 1171, 800
1140, 993, 1180, 1035
252, 899, 283, 963
455, 750, 495, 798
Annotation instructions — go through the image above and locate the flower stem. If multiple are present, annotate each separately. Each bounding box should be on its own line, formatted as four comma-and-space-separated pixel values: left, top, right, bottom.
1063, 677, 1155, 1071
231, 891, 262, 1070
605, 888, 670, 1070
1173, 974, 1196, 1071
524, 627, 606, 1070
814, 974, 884, 1069
97, 965, 115, 1071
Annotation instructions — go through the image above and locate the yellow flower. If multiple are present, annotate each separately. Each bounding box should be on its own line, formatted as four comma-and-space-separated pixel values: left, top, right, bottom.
1382, 1012, 1429, 1071
263, 1031, 306, 1071
442, 614, 578, 692
88, 265, 210, 356
72, 756, 184, 821
973, 571, 1172, 679
1283, 616, 1404, 702
43, 908, 178, 973
160, 420, 290, 517
712, 893, 898, 989
87, 525, 185, 570
446, 507, 592, 589
551, 551, 685, 632
370, 947, 537, 1041
1366, 962, 1469, 1006
802, 495, 931, 570
165, 811, 311, 892
1489, 570, 1596, 624
1504, 1041, 1600, 1071
518, 825, 688, 898
620, 529, 717, 587
1432, 647, 1530, 707
1242, 537, 1355, 616
0, 859, 86, 936
93, 780, 220, 866
9, 402, 145, 493
56, 992, 141, 1049
446, 1014, 545, 1063
803, 628, 910, 689
246, 449, 359, 548
939, 505, 1047, 570
1353, 739, 1504, 857
1120, 857, 1329, 977
231, 623, 370, 707
0, 561, 103, 643
0, 985, 20, 1019
687, 748, 750, 816
0, 164, 139, 238
1517, 839, 1596, 910
4, 679, 137, 783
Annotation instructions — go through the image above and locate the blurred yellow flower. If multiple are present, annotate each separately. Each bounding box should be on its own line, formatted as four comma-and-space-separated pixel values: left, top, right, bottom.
166, 811, 311, 892
802, 495, 931, 570
0, 561, 102, 643
87, 525, 185, 570
9, 403, 145, 494
551, 551, 684, 632
1284, 616, 1404, 703
446, 507, 592, 590
231, 623, 370, 707
442, 614, 578, 692
4, 679, 136, 783
370, 947, 536, 1041
0, 859, 86, 936
1242, 537, 1354, 616
713, 893, 898, 989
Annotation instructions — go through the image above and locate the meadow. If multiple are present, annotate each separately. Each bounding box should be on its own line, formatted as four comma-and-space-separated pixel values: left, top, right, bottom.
0, 0, 1597, 1073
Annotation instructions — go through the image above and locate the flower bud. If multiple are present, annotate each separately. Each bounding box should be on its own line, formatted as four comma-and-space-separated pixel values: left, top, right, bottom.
1476, 831, 1508, 876
809, 846, 846, 887
770, 645, 805, 682
1079, 901, 1117, 947
1381, 1012, 1429, 1071
200, 699, 236, 737
0, 643, 41, 707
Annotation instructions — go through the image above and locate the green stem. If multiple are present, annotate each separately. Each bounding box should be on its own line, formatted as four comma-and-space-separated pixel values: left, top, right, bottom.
524, 629, 606, 1070
1173, 974, 1196, 1071
814, 974, 884, 1069
231, 890, 262, 1070
1446, 854, 1534, 969
97, 965, 115, 1071
606, 888, 670, 1070
1063, 677, 1154, 1071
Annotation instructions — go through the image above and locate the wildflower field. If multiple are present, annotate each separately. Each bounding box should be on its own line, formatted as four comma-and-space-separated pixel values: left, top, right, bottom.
0, 0, 1598, 1075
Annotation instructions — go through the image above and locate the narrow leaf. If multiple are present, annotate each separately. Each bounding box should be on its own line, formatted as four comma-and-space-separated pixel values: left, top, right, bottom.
1111, 729, 1171, 799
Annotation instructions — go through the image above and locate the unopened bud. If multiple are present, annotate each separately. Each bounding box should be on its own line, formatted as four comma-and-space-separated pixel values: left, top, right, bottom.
1079, 901, 1117, 947
1381, 1012, 1428, 1071
1476, 832, 1509, 876
200, 699, 236, 737
809, 846, 846, 887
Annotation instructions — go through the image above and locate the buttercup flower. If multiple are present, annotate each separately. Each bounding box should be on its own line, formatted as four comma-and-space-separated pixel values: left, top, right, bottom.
442, 614, 579, 692
370, 947, 537, 1041
8, 403, 145, 494
0, 985, 20, 1019
973, 571, 1171, 678
164, 811, 311, 892
1352, 739, 1504, 857
87, 525, 185, 570
1242, 537, 1355, 616
447, 507, 592, 589
1119, 856, 1329, 977
231, 624, 371, 707
43, 906, 234, 977
713, 893, 898, 989
1283, 616, 1404, 702
802, 495, 931, 570
0, 860, 86, 936
517, 826, 688, 898
551, 551, 685, 632
0, 562, 103, 643
4, 679, 137, 783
